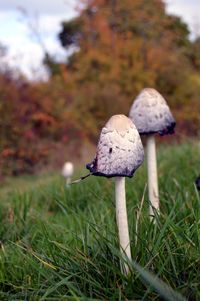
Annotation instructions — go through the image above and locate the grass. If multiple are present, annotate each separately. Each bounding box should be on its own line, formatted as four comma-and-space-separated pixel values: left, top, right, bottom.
0, 140, 199, 300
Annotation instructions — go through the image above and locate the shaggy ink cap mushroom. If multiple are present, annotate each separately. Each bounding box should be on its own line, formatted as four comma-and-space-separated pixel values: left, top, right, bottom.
62, 162, 74, 178
195, 176, 200, 191
86, 114, 144, 178
129, 88, 176, 136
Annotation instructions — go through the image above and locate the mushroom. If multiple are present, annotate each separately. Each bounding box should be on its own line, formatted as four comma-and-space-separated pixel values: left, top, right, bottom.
195, 176, 200, 190
62, 162, 74, 185
86, 114, 144, 274
129, 88, 176, 219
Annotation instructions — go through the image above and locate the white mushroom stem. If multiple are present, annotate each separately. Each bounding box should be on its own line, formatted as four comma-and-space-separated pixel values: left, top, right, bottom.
115, 177, 132, 275
66, 177, 71, 186
146, 135, 159, 219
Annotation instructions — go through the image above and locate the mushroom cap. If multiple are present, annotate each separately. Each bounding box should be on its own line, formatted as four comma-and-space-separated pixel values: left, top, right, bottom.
62, 162, 74, 177
86, 114, 144, 178
195, 176, 200, 191
129, 88, 176, 135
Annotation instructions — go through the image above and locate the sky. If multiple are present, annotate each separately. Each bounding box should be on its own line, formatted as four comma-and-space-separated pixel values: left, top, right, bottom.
0, 0, 199, 80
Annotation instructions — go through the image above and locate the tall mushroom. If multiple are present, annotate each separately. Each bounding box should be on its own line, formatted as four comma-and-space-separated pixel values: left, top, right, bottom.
86, 114, 144, 274
62, 162, 74, 185
129, 88, 176, 219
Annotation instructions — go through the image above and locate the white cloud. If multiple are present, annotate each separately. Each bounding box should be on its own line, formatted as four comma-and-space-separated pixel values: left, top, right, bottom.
0, 1, 200, 80
1, 32, 47, 79
38, 14, 67, 35
0, 8, 74, 79
165, 0, 200, 38
0, 0, 79, 16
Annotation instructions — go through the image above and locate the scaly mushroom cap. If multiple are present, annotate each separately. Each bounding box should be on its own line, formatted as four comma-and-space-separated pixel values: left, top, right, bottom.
62, 162, 74, 177
129, 88, 176, 135
86, 114, 144, 178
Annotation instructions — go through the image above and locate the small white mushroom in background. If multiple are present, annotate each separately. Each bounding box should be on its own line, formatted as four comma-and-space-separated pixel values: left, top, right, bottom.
129, 88, 176, 220
62, 162, 74, 185
86, 114, 144, 275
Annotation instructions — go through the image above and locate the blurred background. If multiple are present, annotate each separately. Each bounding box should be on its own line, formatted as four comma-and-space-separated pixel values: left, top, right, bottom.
0, 0, 199, 177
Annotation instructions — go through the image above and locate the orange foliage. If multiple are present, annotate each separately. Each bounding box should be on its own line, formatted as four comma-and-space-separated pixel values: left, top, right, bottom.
0, 0, 200, 176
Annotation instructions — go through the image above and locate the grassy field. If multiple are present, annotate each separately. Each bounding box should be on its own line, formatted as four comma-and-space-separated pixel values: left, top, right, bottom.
0, 141, 199, 300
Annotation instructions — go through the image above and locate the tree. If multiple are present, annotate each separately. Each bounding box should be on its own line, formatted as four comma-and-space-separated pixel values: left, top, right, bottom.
54, 0, 199, 137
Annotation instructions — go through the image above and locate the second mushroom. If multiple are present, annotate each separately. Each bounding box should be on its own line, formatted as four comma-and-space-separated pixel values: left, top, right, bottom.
129, 88, 176, 219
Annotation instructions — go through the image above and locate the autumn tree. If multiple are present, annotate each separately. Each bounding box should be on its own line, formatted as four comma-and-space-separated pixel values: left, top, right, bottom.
0, 53, 82, 176
54, 0, 199, 137
1, 0, 200, 177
